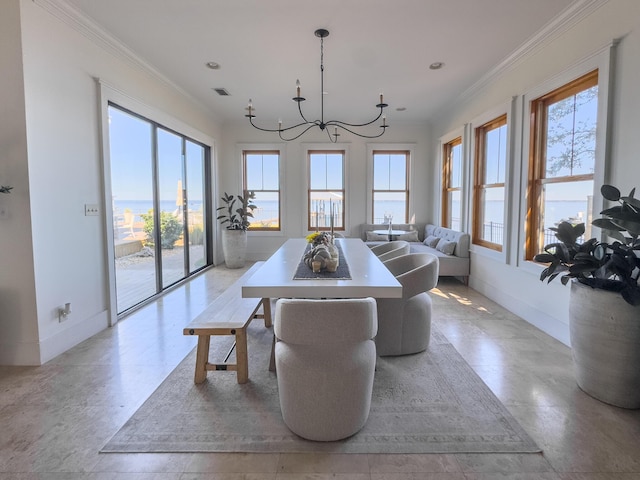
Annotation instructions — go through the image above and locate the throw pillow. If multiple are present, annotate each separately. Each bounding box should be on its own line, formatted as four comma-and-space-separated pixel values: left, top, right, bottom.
397, 231, 419, 242
436, 240, 457, 255
424, 235, 441, 248
366, 231, 389, 241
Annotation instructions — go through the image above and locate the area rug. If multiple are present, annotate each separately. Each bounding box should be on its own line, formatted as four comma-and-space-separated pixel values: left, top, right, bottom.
101, 322, 540, 454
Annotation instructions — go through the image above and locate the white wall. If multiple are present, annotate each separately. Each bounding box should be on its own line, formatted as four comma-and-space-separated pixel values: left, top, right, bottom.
218, 121, 432, 261
0, 0, 222, 365
0, 0, 40, 365
429, 0, 640, 345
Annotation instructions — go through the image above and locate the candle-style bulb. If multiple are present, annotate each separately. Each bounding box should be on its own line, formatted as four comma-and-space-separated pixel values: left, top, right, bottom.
296, 79, 301, 97
278, 119, 282, 131
379, 92, 384, 104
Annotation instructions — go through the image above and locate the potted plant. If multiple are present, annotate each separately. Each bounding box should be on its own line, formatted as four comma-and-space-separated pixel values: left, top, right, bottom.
534, 184, 640, 408
216, 191, 256, 268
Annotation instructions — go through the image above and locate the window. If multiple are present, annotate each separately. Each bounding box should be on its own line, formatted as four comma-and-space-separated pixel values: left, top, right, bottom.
108, 103, 211, 315
308, 150, 345, 231
526, 70, 598, 259
243, 150, 280, 230
473, 115, 507, 251
372, 150, 409, 224
442, 137, 463, 230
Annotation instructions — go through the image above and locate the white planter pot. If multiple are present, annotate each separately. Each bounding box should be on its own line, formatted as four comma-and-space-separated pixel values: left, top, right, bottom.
569, 281, 640, 409
221, 229, 247, 269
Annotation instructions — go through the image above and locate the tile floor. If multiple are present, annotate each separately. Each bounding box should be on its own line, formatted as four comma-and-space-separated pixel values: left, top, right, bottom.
1, 265, 640, 479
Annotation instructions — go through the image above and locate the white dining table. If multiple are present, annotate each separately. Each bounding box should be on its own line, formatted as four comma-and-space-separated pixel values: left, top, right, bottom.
242, 237, 402, 372
241, 238, 402, 300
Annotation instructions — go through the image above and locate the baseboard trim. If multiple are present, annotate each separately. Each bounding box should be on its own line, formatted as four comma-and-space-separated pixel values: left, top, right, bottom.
39, 310, 110, 364
470, 278, 570, 346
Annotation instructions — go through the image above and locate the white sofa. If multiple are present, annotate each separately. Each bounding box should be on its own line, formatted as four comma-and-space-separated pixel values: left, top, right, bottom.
361, 223, 470, 283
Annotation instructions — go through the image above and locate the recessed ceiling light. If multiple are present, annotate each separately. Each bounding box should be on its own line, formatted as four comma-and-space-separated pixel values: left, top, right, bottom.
206, 61, 220, 70
429, 62, 444, 70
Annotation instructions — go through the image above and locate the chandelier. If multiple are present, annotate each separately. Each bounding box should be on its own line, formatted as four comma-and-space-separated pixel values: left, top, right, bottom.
245, 28, 389, 143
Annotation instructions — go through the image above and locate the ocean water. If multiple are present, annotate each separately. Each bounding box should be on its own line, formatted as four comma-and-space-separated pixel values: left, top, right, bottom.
113, 200, 203, 216
114, 199, 588, 230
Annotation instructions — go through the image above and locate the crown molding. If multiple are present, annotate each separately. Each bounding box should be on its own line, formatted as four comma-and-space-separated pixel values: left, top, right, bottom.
453, 0, 610, 108
32, 0, 199, 106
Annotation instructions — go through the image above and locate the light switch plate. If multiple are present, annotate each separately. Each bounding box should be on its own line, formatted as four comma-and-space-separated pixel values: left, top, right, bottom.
85, 204, 99, 216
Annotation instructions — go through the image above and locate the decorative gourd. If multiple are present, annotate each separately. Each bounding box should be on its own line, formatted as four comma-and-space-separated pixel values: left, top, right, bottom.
304, 245, 331, 269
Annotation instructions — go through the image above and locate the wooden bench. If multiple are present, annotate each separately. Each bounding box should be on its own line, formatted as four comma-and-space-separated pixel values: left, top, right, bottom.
183, 262, 271, 384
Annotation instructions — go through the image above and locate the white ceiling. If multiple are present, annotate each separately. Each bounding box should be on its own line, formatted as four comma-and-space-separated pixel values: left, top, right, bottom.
62, 0, 581, 127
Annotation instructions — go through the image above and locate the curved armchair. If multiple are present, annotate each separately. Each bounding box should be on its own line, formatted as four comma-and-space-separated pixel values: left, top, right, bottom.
370, 240, 410, 262
274, 297, 378, 441
376, 253, 439, 356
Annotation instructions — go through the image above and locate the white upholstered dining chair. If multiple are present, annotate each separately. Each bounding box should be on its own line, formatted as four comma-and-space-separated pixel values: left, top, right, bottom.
274, 297, 378, 441
370, 240, 410, 262
376, 253, 439, 356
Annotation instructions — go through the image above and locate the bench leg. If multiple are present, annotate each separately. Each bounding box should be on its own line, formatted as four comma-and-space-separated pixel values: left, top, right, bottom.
262, 298, 272, 328
235, 328, 249, 384
194, 335, 210, 384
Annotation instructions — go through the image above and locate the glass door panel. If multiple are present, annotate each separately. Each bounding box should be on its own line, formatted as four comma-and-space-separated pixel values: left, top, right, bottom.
157, 128, 187, 289
186, 140, 207, 273
108, 104, 212, 316
108, 106, 158, 312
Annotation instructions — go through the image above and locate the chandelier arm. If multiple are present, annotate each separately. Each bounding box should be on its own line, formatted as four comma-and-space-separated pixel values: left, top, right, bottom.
278, 123, 322, 142
325, 107, 386, 128
324, 127, 338, 143
333, 123, 389, 139
249, 116, 319, 133
297, 100, 312, 124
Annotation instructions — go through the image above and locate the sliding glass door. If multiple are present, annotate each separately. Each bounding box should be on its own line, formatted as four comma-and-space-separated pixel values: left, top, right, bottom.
108, 104, 211, 314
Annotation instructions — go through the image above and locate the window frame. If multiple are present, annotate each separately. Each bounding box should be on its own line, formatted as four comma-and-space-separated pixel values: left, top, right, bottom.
242, 149, 281, 232
307, 149, 346, 232
473, 114, 508, 252
371, 149, 410, 224
442, 136, 463, 229
525, 70, 599, 260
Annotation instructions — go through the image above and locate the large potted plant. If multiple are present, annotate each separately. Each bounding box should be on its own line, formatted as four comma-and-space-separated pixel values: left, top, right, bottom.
534, 184, 640, 408
216, 191, 256, 268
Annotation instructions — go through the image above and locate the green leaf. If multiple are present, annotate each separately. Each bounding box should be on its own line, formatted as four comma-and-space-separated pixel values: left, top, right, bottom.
534, 253, 556, 263
555, 221, 580, 244
592, 218, 624, 231
573, 223, 586, 238
611, 219, 640, 236
539, 267, 550, 281
568, 263, 595, 274
601, 184, 621, 201
620, 195, 640, 210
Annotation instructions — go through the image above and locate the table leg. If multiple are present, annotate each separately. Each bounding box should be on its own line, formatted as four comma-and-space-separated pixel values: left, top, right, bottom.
194, 335, 210, 384
262, 297, 272, 328
235, 328, 249, 384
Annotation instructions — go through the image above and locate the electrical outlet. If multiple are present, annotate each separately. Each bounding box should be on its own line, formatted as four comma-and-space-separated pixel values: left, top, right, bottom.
84, 204, 99, 216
